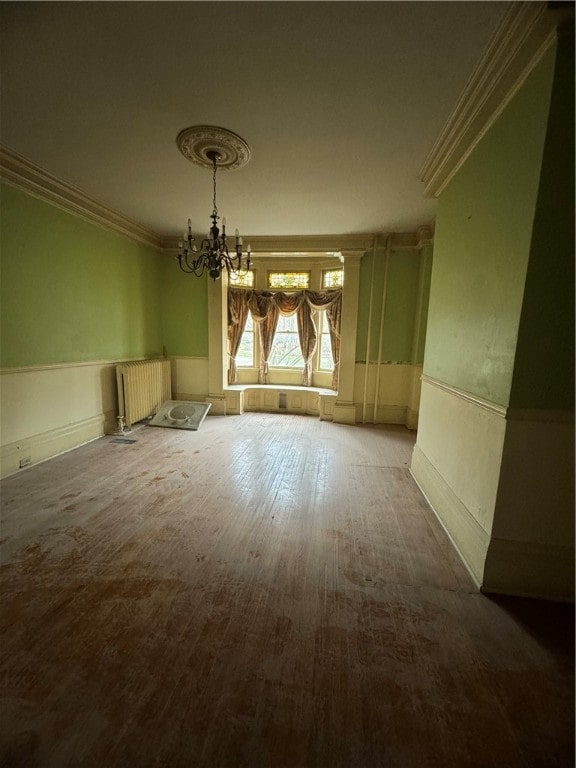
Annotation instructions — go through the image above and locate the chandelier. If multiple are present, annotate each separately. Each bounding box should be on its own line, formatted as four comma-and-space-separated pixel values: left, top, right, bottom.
176, 126, 252, 281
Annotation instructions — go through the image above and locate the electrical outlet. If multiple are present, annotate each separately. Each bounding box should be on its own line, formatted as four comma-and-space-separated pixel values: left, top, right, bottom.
19, 456, 32, 469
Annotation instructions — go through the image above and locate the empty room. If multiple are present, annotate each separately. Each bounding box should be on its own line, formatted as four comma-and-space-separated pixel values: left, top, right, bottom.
0, 2, 574, 767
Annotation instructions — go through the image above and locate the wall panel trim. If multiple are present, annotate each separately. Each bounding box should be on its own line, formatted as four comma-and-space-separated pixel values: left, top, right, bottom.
421, 374, 507, 417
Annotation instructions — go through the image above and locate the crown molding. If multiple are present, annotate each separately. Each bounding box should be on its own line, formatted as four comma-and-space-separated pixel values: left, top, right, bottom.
419, 2, 573, 198
0, 146, 163, 249
0, 146, 434, 253
161, 230, 434, 255
162, 234, 376, 254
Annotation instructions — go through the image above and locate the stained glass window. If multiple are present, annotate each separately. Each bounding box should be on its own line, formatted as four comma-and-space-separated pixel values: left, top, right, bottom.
322, 269, 344, 288
229, 270, 254, 287
267, 271, 310, 290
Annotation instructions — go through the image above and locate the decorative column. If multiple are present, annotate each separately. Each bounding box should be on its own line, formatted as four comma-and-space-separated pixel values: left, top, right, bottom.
333, 250, 363, 424
205, 273, 228, 415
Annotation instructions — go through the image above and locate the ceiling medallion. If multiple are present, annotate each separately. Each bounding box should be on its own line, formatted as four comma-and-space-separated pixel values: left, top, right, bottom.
175, 126, 251, 280
176, 125, 251, 170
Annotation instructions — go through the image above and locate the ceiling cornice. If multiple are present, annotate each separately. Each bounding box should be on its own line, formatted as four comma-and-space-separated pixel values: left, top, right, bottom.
161, 230, 433, 255
0, 145, 433, 254
162, 234, 375, 254
419, 1, 573, 198
0, 146, 163, 249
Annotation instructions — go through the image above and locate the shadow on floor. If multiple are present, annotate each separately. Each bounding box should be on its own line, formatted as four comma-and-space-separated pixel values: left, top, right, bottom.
485, 592, 575, 663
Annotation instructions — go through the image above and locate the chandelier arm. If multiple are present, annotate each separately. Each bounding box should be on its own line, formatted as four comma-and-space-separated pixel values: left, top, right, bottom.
177, 142, 250, 281
178, 253, 205, 276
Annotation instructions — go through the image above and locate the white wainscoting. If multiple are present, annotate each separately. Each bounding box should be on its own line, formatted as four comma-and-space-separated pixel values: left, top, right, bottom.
411, 376, 575, 600
353, 363, 423, 429
0, 361, 119, 478
172, 359, 423, 427
170, 356, 210, 402
410, 376, 507, 586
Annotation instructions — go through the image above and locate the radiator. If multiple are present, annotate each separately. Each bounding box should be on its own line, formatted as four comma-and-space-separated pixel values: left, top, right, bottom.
116, 358, 172, 428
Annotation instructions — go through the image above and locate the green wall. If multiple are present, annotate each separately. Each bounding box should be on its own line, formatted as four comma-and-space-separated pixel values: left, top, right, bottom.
0, 182, 163, 367
160, 256, 209, 358
356, 246, 429, 364
509, 31, 575, 411
423, 46, 557, 406
2, 184, 430, 373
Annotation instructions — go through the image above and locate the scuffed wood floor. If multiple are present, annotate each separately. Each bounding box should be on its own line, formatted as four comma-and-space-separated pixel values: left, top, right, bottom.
0, 414, 573, 767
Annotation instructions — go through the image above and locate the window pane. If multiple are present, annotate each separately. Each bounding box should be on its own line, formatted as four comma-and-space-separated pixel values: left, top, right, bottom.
268, 271, 310, 289
229, 271, 254, 287
236, 314, 254, 367
319, 332, 334, 370
268, 314, 303, 367
268, 336, 303, 367
275, 314, 297, 332
322, 269, 344, 288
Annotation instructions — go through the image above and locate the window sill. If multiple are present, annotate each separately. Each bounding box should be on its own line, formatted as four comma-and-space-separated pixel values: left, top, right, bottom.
226, 383, 336, 395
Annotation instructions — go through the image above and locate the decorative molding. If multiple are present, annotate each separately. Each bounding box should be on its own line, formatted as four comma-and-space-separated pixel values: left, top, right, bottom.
161, 232, 433, 255
420, 376, 574, 424
0, 145, 163, 249
416, 225, 434, 248
420, 374, 507, 418
1, 144, 435, 255
0, 356, 162, 375
162, 233, 374, 255
420, 1, 573, 198
176, 125, 251, 170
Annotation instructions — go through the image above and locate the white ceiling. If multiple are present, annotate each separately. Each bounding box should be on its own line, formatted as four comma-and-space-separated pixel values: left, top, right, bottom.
0, 1, 510, 239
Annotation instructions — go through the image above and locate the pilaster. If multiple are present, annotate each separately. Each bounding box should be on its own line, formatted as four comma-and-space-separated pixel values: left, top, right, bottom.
206, 273, 228, 415
333, 250, 363, 424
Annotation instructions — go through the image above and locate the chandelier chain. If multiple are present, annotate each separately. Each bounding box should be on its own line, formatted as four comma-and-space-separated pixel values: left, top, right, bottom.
212, 156, 218, 218
176, 145, 251, 281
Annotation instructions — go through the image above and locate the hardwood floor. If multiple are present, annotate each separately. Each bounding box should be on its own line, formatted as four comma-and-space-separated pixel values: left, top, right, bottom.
0, 413, 573, 767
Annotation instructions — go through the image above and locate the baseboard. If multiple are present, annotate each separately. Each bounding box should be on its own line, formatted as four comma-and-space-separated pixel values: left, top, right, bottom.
357, 402, 419, 429
410, 444, 489, 588
375, 404, 408, 424
0, 411, 114, 478
406, 407, 419, 430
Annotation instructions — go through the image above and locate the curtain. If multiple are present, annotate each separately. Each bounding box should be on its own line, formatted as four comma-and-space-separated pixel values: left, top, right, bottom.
227, 288, 250, 385
296, 301, 317, 386
304, 290, 341, 390
325, 292, 342, 391
248, 292, 279, 384
227, 288, 342, 389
